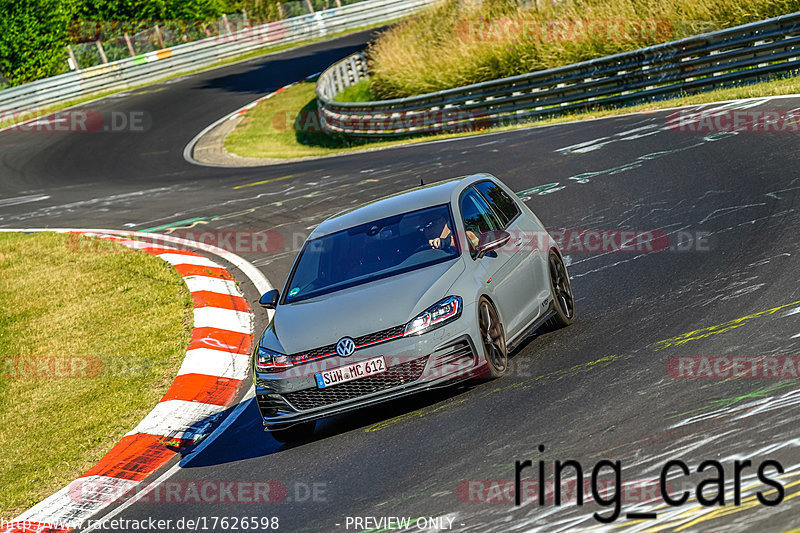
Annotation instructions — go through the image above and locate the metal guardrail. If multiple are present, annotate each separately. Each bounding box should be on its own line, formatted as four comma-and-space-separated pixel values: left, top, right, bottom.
0, 0, 434, 114
317, 12, 800, 137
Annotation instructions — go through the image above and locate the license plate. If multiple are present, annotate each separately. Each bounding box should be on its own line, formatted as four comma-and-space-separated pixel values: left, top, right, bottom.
315, 356, 386, 388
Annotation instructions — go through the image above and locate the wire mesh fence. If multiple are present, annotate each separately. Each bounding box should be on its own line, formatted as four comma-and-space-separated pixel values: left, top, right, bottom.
62, 0, 368, 72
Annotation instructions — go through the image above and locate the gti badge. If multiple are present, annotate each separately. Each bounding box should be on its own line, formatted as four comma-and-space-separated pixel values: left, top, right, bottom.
336, 337, 356, 357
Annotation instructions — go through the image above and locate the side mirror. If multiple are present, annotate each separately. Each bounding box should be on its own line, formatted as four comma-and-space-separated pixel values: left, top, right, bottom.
476, 230, 511, 259
259, 289, 280, 309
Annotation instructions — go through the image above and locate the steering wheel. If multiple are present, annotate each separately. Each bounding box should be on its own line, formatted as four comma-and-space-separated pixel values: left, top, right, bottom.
411, 242, 456, 254
412, 243, 435, 254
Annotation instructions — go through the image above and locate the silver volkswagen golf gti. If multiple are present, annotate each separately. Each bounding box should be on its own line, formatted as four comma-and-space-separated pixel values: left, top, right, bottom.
253, 173, 574, 441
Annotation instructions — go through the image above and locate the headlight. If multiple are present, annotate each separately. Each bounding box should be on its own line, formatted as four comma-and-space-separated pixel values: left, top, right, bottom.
404, 296, 462, 337
255, 346, 292, 372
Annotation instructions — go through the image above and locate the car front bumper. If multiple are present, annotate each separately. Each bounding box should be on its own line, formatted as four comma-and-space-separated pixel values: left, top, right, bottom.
253, 317, 485, 429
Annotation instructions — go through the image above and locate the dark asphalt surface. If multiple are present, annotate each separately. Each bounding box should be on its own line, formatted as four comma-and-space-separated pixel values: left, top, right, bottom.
2, 28, 800, 533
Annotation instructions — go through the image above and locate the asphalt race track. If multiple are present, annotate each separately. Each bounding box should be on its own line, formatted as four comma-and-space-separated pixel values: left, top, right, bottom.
2, 28, 800, 533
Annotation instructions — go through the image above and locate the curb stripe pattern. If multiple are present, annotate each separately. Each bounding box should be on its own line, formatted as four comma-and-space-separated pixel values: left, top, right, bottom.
1, 233, 256, 533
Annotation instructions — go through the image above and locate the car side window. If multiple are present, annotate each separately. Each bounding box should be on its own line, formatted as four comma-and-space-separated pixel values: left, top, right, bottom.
474, 180, 520, 228
460, 188, 502, 258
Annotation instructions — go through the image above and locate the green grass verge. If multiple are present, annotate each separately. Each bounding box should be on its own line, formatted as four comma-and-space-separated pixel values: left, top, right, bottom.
226, 79, 370, 158
335, 79, 375, 102
224, 72, 800, 160
0, 232, 192, 520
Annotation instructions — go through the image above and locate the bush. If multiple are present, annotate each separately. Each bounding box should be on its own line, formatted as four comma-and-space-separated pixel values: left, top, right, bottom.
0, 0, 76, 85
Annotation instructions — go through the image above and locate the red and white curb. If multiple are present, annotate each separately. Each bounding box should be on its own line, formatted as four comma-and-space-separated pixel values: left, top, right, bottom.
0, 229, 272, 533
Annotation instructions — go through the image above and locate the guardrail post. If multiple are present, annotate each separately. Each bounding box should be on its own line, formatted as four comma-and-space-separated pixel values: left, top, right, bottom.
124, 33, 136, 57
154, 25, 165, 48
95, 41, 109, 64
222, 14, 233, 35
66, 45, 79, 71
349, 57, 360, 82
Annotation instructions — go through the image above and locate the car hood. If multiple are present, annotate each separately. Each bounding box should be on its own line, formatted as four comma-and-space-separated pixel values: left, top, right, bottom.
263, 258, 466, 355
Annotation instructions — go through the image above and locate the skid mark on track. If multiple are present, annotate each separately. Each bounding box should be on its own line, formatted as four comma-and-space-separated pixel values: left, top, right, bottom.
517, 121, 747, 205
566, 133, 734, 186
669, 381, 799, 419
364, 298, 800, 435
0, 186, 184, 223
552, 99, 768, 156
232, 174, 299, 190
0, 193, 51, 207
653, 301, 800, 351
699, 203, 767, 224
363, 353, 632, 434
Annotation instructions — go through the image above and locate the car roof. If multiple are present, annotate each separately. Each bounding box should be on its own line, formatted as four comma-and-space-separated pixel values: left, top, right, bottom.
309, 173, 494, 238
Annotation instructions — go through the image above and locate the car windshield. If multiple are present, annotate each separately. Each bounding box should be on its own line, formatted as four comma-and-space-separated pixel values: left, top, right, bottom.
283, 204, 460, 303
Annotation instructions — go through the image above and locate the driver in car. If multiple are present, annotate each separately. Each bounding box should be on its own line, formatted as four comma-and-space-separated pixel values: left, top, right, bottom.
423, 215, 479, 250
423, 215, 454, 249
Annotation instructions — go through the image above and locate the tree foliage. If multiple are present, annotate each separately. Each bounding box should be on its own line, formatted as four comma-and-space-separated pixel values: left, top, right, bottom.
0, 0, 251, 86
0, 0, 76, 85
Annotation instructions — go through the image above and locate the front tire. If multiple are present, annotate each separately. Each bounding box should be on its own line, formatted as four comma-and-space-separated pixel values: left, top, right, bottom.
545, 250, 575, 330
478, 297, 508, 379
269, 421, 316, 443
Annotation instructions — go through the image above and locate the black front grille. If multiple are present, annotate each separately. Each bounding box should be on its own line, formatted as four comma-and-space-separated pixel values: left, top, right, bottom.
257, 394, 290, 416
289, 324, 406, 362
430, 339, 475, 368
283, 356, 429, 411
356, 324, 405, 345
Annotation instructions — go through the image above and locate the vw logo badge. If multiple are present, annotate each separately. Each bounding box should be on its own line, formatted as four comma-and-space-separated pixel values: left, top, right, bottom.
336, 337, 356, 357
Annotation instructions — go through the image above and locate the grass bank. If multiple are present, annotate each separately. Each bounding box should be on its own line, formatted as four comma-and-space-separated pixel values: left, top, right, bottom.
224, 69, 800, 160
366, 0, 800, 98
225, 79, 379, 158
0, 232, 192, 519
